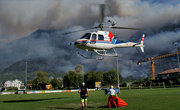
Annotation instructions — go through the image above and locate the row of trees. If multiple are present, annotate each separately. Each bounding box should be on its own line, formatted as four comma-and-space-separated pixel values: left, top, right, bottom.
30, 64, 180, 90
30, 71, 63, 89
29, 64, 124, 89
63, 64, 123, 88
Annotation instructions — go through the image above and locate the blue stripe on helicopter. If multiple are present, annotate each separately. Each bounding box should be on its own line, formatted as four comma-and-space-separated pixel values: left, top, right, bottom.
115, 40, 128, 44
76, 40, 127, 44
90, 40, 128, 44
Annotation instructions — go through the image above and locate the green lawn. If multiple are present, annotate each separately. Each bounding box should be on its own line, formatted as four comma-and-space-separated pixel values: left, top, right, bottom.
0, 88, 180, 110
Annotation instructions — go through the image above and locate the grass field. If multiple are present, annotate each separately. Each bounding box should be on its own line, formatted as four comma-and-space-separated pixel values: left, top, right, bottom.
1, 88, 180, 110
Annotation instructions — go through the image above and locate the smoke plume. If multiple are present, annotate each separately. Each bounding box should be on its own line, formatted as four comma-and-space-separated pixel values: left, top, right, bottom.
0, 0, 180, 79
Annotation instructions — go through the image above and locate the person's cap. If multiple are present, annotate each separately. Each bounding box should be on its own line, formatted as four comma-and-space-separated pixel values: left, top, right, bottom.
82, 82, 85, 86
111, 85, 113, 89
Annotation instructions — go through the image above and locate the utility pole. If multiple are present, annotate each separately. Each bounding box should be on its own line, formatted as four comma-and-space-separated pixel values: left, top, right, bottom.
25, 60, 28, 93
174, 42, 180, 73
108, 20, 120, 93
116, 54, 120, 93
108, 19, 120, 93
81, 63, 85, 82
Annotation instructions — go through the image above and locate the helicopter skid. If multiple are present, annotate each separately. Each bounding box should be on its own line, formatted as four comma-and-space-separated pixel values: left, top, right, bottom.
78, 48, 118, 60
94, 49, 118, 57
78, 52, 104, 60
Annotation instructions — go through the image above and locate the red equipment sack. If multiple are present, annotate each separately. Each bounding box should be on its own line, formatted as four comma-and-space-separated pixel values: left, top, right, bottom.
117, 97, 128, 107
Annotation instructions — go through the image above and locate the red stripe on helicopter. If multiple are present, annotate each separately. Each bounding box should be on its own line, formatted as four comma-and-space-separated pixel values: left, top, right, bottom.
141, 36, 144, 41
108, 32, 113, 41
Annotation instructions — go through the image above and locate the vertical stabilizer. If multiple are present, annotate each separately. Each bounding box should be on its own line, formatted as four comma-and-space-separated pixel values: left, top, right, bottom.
140, 34, 145, 52
141, 34, 145, 45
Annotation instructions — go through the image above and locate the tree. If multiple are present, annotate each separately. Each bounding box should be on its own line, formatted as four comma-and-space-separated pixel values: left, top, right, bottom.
49, 76, 54, 82
63, 73, 70, 87
69, 70, 78, 87
103, 69, 116, 85
84, 71, 96, 88
102, 69, 123, 86
63, 70, 83, 88
57, 77, 63, 88
75, 64, 84, 75
50, 78, 59, 88
32, 71, 50, 89
143, 76, 152, 82
96, 71, 104, 82
62, 66, 124, 88
84, 71, 104, 88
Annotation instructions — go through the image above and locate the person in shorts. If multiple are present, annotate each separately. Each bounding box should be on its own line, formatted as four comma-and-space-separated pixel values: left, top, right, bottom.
78, 82, 89, 109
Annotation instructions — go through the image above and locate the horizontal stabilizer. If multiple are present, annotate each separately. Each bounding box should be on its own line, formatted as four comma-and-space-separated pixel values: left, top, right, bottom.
140, 47, 144, 53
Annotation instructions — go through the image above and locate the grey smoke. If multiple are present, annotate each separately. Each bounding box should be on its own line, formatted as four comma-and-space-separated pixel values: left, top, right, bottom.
0, 0, 180, 79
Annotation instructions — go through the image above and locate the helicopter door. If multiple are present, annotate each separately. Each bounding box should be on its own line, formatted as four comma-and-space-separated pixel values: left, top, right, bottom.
90, 34, 97, 44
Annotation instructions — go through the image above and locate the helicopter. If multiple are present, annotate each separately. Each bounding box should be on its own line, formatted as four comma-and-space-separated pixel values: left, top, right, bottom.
63, 4, 145, 60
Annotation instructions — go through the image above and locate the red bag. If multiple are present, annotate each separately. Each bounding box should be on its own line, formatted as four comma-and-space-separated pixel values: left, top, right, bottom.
117, 97, 128, 107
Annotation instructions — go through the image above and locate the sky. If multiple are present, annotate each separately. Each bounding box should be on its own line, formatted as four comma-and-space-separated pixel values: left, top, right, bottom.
0, 0, 180, 79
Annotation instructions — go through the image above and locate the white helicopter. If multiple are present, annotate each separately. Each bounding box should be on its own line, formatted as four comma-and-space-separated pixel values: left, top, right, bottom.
63, 4, 145, 59
74, 30, 145, 57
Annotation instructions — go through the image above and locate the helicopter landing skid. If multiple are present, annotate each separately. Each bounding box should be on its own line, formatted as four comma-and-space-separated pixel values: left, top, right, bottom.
94, 48, 118, 57
78, 52, 104, 60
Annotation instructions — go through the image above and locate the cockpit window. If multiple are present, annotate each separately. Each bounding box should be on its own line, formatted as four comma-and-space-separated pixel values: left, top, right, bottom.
80, 33, 91, 39
92, 34, 97, 40
98, 34, 104, 40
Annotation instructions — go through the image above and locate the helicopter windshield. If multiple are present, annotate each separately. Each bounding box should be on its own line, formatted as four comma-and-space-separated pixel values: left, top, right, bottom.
80, 33, 91, 39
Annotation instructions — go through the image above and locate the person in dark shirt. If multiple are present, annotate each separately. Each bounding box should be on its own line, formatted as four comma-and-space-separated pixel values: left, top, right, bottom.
78, 82, 89, 109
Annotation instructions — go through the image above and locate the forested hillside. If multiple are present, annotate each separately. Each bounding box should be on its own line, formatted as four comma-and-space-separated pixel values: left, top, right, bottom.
0, 57, 65, 82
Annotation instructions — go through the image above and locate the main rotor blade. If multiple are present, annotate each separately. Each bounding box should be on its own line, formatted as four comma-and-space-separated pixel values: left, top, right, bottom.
62, 27, 96, 35
109, 26, 141, 30
100, 4, 105, 24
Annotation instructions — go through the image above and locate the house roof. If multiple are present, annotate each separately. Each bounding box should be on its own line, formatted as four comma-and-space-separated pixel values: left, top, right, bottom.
158, 68, 180, 75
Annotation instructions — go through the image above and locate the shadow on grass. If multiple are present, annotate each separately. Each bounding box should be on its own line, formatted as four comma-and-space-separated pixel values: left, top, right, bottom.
47, 106, 80, 110
3, 98, 62, 103
47, 105, 108, 109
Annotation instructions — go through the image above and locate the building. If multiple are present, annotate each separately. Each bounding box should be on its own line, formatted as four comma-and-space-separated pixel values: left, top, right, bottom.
155, 68, 180, 85
156, 68, 180, 80
4, 80, 12, 87
4, 79, 24, 89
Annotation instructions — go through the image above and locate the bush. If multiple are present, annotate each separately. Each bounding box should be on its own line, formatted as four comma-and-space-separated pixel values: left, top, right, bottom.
6, 87, 18, 91
20, 86, 25, 89
6, 87, 13, 91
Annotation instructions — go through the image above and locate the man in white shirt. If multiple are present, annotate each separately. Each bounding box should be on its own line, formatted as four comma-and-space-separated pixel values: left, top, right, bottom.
108, 85, 117, 108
